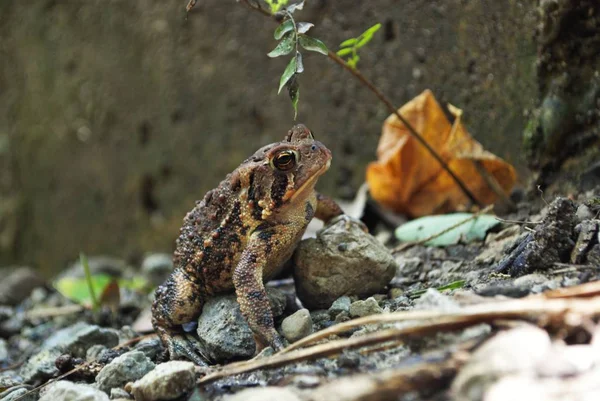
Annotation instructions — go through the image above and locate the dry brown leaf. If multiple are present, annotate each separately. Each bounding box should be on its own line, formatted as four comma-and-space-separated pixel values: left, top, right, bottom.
366, 90, 517, 216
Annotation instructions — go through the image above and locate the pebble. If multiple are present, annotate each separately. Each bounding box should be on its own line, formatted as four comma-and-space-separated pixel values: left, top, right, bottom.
1, 387, 38, 401
42, 322, 119, 358
294, 218, 398, 309
39, 381, 109, 401
328, 296, 351, 318
222, 387, 302, 401
281, 309, 313, 343
96, 350, 155, 394
129, 361, 196, 401
575, 204, 594, 222
0, 267, 44, 306
196, 288, 286, 362
349, 297, 383, 318
0, 338, 8, 362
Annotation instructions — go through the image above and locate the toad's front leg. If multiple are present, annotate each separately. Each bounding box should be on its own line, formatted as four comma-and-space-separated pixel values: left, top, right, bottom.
233, 231, 286, 352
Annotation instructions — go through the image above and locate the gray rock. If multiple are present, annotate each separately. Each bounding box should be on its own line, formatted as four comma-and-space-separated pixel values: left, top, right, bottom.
42, 322, 119, 358
129, 361, 196, 401
281, 309, 313, 343
196, 288, 286, 362
349, 297, 383, 317
328, 296, 351, 317
1, 387, 37, 401
0, 372, 23, 390
294, 218, 398, 309
134, 337, 164, 361
19, 348, 63, 383
141, 254, 173, 287
413, 289, 460, 312
223, 387, 302, 401
96, 350, 155, 394
40, 381, 109, 401
395, 256, 423, 276
0, 267, 44, 306
87, 345, 109, 362
0, 338, 8, 362
110, 388, 131, 400
575, 204, 594, 222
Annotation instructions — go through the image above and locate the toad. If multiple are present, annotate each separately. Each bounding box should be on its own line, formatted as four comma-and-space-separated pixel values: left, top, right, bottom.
152, 124, 345, 365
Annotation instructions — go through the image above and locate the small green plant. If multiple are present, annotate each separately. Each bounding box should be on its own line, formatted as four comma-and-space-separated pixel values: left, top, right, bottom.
80, 252, 100, 312
263, 0, 289, 13
268, 0, 328, 118
336, 23, 382, 69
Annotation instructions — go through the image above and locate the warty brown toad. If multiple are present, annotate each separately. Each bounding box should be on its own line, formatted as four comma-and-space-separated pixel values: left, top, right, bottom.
152, 124, 344, 365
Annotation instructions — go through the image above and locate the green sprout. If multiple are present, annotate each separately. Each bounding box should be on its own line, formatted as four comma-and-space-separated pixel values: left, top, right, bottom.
337, 23, 381, 69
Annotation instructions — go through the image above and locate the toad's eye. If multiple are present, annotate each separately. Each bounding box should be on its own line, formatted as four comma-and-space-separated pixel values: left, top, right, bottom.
272, 150, 296, 171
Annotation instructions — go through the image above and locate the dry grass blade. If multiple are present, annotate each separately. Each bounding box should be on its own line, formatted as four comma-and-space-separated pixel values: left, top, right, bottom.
306, 358, 462, 401
198, 295, 600, 384
284, 280, 600, 353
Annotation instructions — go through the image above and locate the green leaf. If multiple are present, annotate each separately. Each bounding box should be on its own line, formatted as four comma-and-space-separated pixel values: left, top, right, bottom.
55, 273, 112, 306
274, 20, 294, 40
339, 37, 357, 48
278, 56, 297, 94
286, 0, 304, 14
295, 51, 304, 73
54, 274, 149, 306
267, 33, 295, 58
299, 35, 328, 55
336, 47, 353, 57
296, 22, 314, 34
288, 76, 300, 119
395, 213, 500, 247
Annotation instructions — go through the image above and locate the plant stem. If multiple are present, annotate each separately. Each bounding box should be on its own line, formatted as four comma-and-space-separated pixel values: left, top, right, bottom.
229, 0, 483, 207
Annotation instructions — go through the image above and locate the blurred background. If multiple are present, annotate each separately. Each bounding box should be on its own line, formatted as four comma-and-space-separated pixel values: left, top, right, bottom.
0, 0, 579, 276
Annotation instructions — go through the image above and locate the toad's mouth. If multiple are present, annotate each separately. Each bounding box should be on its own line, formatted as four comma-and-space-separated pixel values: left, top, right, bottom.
285, 158, 331, 203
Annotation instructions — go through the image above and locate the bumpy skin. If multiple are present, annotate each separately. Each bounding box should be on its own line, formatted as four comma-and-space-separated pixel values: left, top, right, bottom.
152, 124, 343, 365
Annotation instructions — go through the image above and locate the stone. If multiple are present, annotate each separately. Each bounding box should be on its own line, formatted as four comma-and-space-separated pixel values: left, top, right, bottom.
96, 350, 155, 394
575, 204, 594, 222
19, 348, 63, 383
294, 218, 398, 309
196, 288, 286, 362
349, 297, 383, 318
222, 387, 302, 401
328, 296, 351, 318
1, 387, 38, 401
452, 326, 552, 400
39, 381, 109, 401
281, 309, 313, 343
110, 388, 132, 400
141, 254, 173, 287
0, 267, 44, 306
87, 345, 109, 362
0, 338, 8, 362
129, 361, 196, 401
42, 322, 119, 358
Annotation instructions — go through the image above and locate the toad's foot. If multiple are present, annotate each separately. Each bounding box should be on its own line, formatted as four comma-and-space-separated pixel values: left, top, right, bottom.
164, 332, 211, 366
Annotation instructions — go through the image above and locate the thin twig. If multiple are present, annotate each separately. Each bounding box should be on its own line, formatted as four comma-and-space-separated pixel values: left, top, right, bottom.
228, 0, 483, 207
198, 295, 600, 384
392, 204, 494, 253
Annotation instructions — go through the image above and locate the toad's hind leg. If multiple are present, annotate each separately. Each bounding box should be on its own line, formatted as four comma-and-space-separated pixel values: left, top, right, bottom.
151, 269, 209, 366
